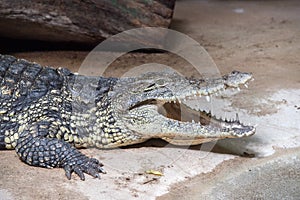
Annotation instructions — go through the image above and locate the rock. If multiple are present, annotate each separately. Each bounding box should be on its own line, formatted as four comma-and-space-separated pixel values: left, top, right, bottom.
0, 0, 176, 44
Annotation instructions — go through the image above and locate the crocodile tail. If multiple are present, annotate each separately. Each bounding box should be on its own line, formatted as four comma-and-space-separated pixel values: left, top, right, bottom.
0, 134, 7, 149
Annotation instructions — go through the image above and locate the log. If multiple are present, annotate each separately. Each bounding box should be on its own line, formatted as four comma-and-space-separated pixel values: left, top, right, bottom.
0, 0, 176, 44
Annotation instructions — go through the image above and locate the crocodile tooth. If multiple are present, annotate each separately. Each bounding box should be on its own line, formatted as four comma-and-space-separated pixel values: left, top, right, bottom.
236, 113, 239, 122
192, 119, 195, 123
244, 83, 248, 88
237, 87, 240, 91
178, 100, 182, 104
206, 95, 211, 102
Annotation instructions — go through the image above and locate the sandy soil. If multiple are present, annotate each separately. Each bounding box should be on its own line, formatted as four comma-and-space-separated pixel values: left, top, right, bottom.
0, 0, 300, 199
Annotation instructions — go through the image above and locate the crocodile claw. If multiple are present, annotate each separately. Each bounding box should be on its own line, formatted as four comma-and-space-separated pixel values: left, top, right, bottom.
63, 157, 106, 181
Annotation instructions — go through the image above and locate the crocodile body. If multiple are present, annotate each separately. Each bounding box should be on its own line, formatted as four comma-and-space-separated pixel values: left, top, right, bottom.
0, 54, 255, 180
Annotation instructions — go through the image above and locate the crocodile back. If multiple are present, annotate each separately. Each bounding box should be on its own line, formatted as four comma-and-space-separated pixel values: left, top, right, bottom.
0, 55, 65, 101
0, 54, 66, 149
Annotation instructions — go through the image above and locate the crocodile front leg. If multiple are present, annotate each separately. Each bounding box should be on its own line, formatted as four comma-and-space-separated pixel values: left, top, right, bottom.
15, 120, 105, 180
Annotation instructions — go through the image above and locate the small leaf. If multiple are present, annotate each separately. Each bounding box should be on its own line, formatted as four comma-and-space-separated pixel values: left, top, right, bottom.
145, 169, 163, 176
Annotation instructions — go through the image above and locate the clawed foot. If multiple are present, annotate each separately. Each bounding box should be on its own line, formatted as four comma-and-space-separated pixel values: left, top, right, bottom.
63, 157, 106, 180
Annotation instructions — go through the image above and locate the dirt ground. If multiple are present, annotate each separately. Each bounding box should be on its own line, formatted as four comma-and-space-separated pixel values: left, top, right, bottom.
1, 0, 300, 200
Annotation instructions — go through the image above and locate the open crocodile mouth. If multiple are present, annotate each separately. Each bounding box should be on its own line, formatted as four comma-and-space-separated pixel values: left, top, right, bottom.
129, 98, 256, 138
124, 71, 256, 144
160, 100, 251, 132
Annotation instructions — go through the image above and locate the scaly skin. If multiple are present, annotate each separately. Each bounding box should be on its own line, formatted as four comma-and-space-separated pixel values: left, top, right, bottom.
0, 54, 255, 180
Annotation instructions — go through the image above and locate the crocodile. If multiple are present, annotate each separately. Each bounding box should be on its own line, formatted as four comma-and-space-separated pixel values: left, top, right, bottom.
0, 54, 255, 180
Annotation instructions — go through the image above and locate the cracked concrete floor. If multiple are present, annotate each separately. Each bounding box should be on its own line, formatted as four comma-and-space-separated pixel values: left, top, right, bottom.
1, 0, 300, 199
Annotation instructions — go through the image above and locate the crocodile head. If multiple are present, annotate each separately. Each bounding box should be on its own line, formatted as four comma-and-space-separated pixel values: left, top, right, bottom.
107, 70, 255, 146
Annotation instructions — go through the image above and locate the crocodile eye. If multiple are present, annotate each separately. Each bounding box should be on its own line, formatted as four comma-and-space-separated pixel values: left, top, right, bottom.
143, 79, 166, 92
144, 83, 156, 92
